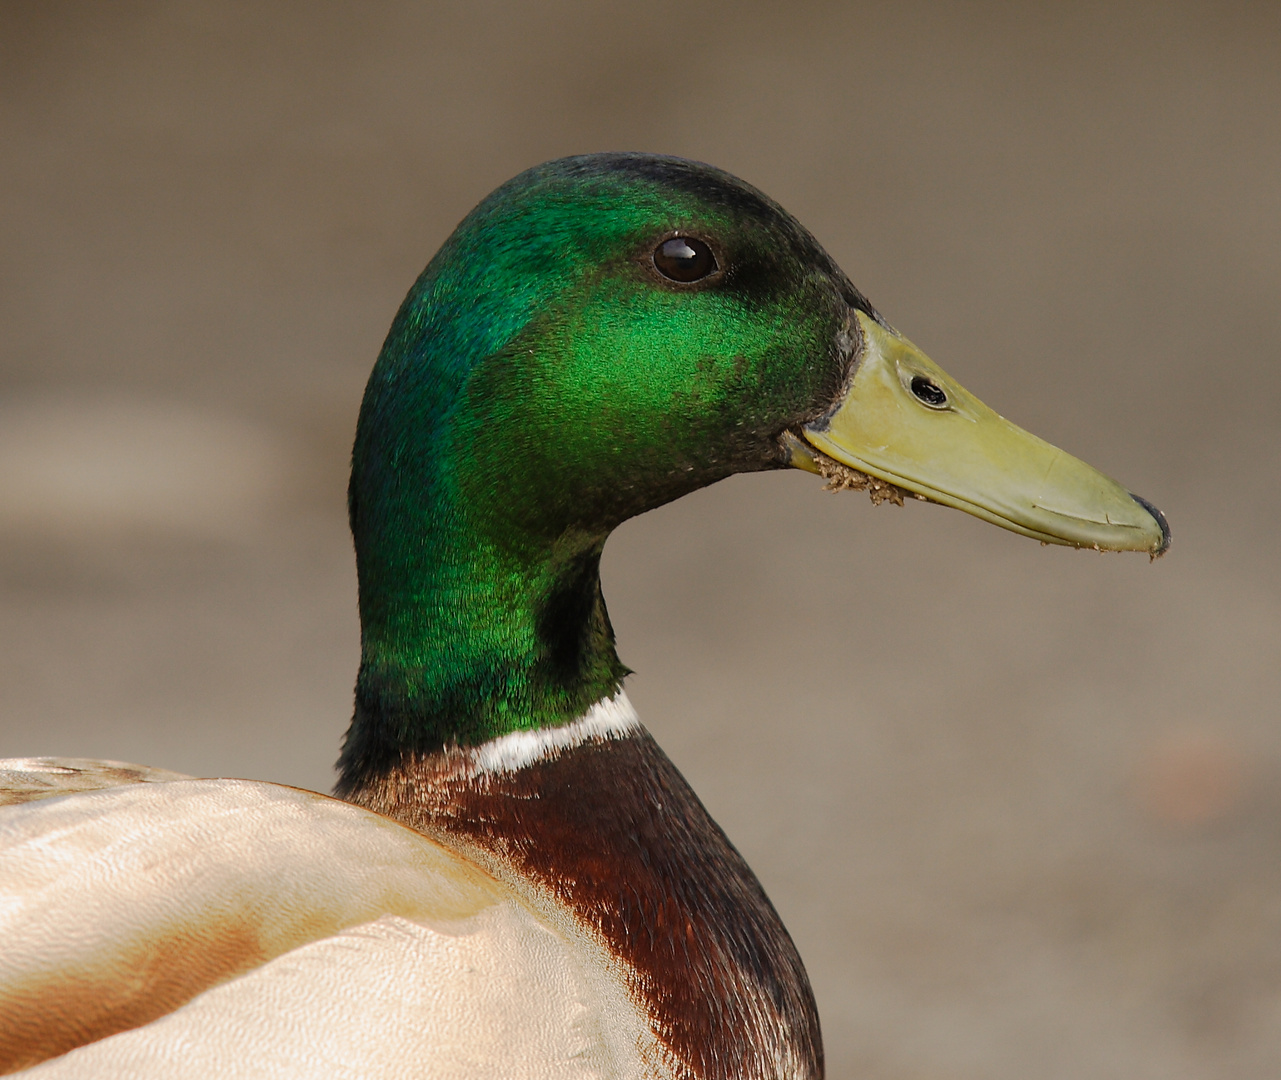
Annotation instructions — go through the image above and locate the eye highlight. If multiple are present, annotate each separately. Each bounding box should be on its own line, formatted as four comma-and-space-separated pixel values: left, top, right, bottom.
652, 236, 718, 283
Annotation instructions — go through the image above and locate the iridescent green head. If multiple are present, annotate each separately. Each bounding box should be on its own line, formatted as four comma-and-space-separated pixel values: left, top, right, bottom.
338, 153, 1166, 786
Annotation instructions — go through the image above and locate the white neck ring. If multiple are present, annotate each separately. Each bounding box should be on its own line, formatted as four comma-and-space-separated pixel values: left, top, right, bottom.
468, 691, 640, 775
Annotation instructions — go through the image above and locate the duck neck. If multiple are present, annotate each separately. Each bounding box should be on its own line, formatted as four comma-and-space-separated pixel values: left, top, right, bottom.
336, 487, 629, 790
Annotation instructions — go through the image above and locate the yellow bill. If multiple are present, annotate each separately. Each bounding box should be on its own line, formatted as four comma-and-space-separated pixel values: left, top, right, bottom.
789, 311, 1169, 555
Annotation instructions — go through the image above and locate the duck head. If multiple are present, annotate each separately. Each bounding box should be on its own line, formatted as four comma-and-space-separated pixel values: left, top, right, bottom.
340, 153, 1167, 783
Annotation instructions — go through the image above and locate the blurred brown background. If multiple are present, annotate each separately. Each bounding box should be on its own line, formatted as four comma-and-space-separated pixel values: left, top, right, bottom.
2, 1, 1279, 1076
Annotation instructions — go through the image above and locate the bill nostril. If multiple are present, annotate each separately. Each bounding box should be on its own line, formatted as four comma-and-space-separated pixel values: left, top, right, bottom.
909, 375, 947, 408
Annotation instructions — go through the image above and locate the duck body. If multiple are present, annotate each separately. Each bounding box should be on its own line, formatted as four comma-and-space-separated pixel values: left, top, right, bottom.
0, 760, 660, 1077
1, 701, 812, 1079
0, 154, 1167, 1077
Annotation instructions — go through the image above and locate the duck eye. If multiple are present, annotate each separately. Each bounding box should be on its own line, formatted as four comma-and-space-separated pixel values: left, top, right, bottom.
653, 237, 718, 283
910, 375, 948, 408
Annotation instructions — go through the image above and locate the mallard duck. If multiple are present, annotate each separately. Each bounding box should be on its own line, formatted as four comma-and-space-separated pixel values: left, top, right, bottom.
0, 154, 1168, 1079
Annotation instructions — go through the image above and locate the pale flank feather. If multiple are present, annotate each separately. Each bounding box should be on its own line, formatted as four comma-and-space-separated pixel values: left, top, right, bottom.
0, 776, 655, 1078
0, 758, 192, 806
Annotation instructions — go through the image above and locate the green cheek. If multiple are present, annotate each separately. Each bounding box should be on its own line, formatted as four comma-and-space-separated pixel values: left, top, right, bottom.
544, 288, 832, 455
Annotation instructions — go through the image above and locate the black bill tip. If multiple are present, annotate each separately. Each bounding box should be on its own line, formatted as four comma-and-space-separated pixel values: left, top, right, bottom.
1130, 493, 1171, 559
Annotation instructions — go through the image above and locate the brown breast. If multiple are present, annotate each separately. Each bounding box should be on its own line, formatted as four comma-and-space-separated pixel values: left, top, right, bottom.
347, 728, 823, 1080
